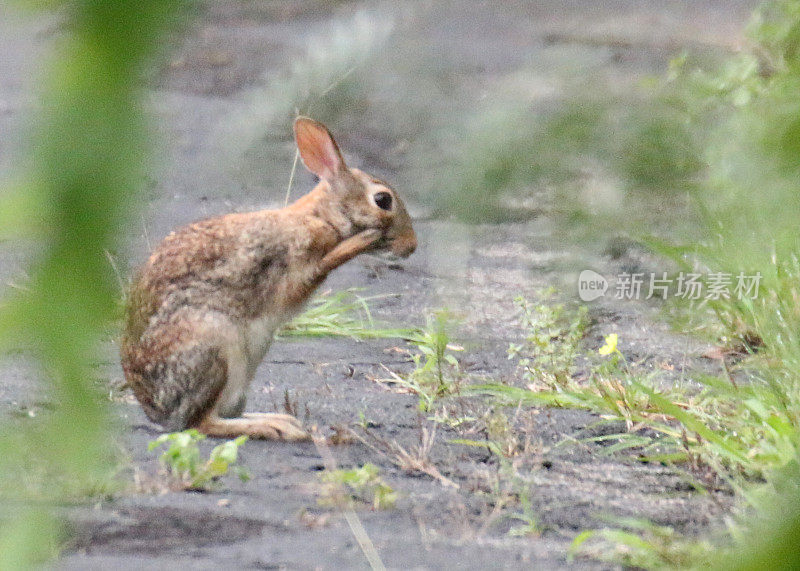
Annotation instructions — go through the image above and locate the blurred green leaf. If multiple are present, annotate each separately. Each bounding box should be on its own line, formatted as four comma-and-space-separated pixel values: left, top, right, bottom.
1, 0, 191, 566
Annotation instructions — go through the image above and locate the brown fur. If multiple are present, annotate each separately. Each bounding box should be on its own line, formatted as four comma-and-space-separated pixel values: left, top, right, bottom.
121, 118, 416, 440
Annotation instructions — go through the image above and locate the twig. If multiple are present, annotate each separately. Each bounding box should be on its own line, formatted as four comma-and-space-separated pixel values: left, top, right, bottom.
351, 426, 460, 489
283, 148, 301, 207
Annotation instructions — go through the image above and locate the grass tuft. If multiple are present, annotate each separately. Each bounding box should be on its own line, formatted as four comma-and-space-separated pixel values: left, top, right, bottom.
279, 289, 417, 341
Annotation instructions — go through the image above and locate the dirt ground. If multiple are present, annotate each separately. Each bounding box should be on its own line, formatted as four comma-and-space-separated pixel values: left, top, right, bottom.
0, 1, 758, 569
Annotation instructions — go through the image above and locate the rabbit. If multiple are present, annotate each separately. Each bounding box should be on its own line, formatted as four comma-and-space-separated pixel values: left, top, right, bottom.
121, 117, 416, 441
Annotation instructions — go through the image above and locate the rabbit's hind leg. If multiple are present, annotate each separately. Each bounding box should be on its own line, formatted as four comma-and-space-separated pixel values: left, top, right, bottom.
165, 343, 308, 440
158, 345, 228, 432
197, 412, 310, 441
165, 344, 310, 440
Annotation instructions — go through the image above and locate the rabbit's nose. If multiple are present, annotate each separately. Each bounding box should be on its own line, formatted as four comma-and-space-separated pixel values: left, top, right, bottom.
392, 231, 417, 258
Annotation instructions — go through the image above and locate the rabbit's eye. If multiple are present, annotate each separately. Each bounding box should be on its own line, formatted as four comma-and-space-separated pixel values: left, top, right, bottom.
373, 191, 393, 211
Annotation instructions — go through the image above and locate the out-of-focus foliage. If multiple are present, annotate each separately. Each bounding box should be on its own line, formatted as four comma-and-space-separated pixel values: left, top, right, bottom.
716, 455, 800, 571
0, 1, 189, 567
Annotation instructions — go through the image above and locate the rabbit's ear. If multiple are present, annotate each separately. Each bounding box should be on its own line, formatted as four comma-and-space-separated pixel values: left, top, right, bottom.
294, 117, 347, 182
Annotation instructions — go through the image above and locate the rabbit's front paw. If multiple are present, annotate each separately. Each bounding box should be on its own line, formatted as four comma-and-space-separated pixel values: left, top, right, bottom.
319, 229, 382, 274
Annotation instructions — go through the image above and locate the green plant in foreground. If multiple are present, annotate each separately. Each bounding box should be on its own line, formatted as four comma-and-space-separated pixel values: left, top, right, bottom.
410, 310, 463, 403
381, 310, 463, 412
148, 430, 250, 491
507, 292, 589, 392
318, 463, 397, 510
